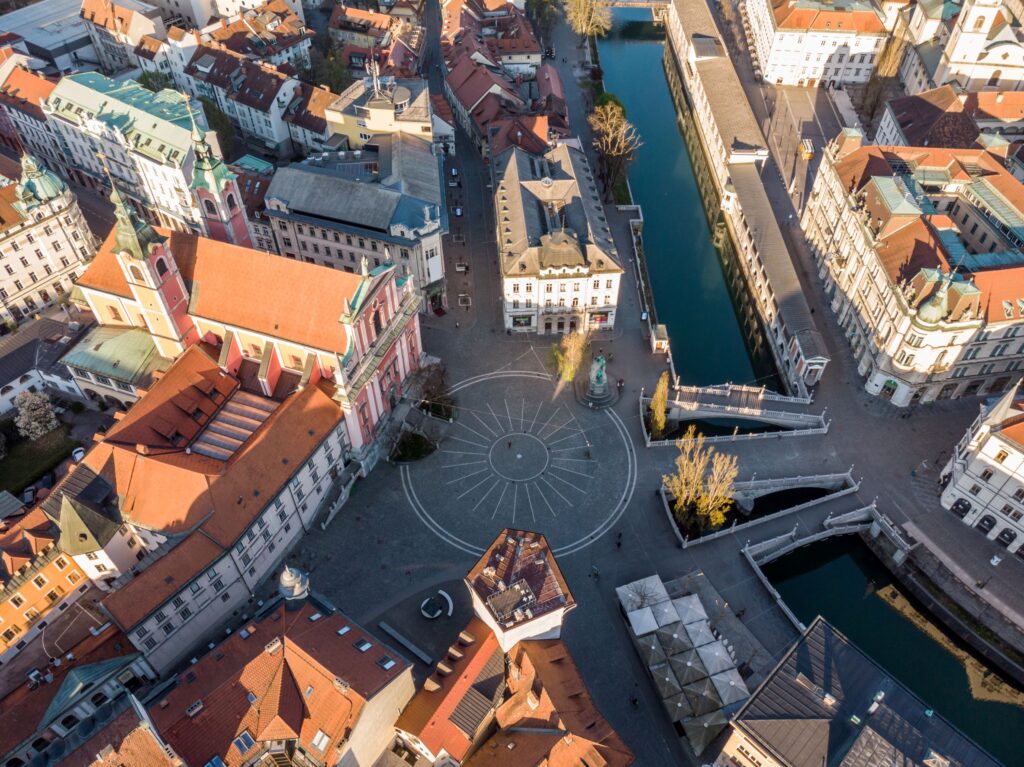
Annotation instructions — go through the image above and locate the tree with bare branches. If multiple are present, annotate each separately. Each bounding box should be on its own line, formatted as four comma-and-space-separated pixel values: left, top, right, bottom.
550, 331, 589, 396
649, 371, 669, 439
566, 0, 611, 39
588, 102, 642, 202
663, 425, 737, 533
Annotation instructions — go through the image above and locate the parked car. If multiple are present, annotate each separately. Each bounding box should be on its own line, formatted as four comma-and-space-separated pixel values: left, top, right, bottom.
21, 486, 36, 506
72, 447, 86, 462
976, 515, 997, 534
450, 167, 459, 177
454, 207, 463, 217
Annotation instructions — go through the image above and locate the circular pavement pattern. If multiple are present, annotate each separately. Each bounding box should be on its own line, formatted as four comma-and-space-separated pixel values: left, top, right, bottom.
401, 370, 637, 555
488, 432, 549, 481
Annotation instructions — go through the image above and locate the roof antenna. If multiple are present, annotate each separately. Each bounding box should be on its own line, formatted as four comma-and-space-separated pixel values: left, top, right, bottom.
368, 58, 382, 99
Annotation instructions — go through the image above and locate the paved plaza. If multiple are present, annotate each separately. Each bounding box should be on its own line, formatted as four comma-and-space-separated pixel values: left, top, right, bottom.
402, 370, 636, 555
287, 5, 1024, 766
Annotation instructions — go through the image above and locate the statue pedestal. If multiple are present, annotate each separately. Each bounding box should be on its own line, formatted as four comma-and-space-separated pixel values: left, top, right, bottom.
576, 355, 619, 410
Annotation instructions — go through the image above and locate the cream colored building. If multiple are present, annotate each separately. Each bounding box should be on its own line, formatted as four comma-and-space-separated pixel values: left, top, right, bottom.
803, 132, 1024, 406
492, 141, 623, 335
744, 0, 887, 86
80, 0, 166, 75
325, 76, 437, 150
43, 72, 211, 232
934, 0, 1024, 92
941, 385, 1024, 553
0, 154, 96, 323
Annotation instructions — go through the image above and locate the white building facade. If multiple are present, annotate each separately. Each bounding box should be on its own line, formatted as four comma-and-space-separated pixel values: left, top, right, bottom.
43, 72, 209, 232
492, 142, 623, 335
744, 0, 887, 86
941, 386, 1024, 554
803, 134, 1024, 405
934, 0, 1024, 92
0, 155, 96, 323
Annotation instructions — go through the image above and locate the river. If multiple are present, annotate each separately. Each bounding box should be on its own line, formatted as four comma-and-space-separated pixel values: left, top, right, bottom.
596, 10, 1024, 763
766, 539, 1023, 764
597, 10, 775, 388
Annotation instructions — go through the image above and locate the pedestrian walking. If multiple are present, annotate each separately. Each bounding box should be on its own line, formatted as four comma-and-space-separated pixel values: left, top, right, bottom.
455, 321, 460, 328
630, 695, 639, 708
616, 532, 622, 550
507, 440, 512, 449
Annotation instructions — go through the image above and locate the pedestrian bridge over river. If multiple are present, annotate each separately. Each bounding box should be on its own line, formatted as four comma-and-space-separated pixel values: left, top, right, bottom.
666, 485, 911, 652
666, 383, 827, 432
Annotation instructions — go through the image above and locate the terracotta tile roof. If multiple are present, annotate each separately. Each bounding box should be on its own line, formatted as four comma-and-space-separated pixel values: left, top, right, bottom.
466, 529, 575, 630
78, 228, 362, 354
489, 114, 549, 155
886, 85, 980, 148
61, 706, 176, 767
772, 0, 886, 33
186, 43, 290, 113
284, 83, 335, 133
76, 343, 343, 545
446, 54, 520, 114
0, 625, 135, 756
209, 0, 311, 57
467, 640, 634, 767
80, 0, 138, 34
0, 65, 56, 121
329, 5, 393, 37
149, 600, 408, 767
167, 26, 188, 42
101, 531, 222, 629
133, 34, 164, 61
430, 93, 454, 125
396, 617, 503, 761
0, 182, 26, 233
0, 506, 57, 584
229, 162, 273, 219
964, 90, 1024, 123
536, 62, 564, 101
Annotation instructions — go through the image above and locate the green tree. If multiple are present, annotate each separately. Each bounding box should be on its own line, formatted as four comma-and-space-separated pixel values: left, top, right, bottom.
200, 97, 235, 160
566, 0, 611, 39
649, 370, 669, 439
137, 71, 171, 92
526, 0, 558, 41
595, 92, 624, 110
14, 392, 58, 441
303, 42, 353, 94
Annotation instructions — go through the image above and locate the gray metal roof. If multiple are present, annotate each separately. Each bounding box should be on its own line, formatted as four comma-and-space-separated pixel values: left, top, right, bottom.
492, 142, 622, 278
267, 133, 443, 234
734, 617, 1003, 767
0, 318, 81, 386
448, 645, 505, 738
729, 162, 827, 362
42, 463, 122, 555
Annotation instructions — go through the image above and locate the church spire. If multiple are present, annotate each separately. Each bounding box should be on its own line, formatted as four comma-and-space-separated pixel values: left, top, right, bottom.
99, 153, 165, 260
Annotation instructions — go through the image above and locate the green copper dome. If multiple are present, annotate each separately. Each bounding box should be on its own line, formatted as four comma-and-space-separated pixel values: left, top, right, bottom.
15, 153, 67, 209
111, 182, 165, 260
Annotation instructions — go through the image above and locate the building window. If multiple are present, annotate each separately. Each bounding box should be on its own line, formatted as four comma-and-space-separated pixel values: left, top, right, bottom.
311, 730, 330, 751
969, 484, 982, 495
981, 469, 994, 481
32, 575, 46, 588
996, 450, 1009, 464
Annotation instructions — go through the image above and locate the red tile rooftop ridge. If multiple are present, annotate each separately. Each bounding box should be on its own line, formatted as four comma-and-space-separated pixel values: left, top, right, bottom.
466, 529, 574, 628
